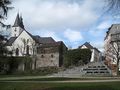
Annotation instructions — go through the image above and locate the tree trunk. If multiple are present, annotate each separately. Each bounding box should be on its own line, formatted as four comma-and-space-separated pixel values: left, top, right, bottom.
117, 58, 119, 76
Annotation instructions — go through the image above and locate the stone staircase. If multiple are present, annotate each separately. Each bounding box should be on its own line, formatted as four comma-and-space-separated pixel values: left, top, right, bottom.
51, 61, 112, 77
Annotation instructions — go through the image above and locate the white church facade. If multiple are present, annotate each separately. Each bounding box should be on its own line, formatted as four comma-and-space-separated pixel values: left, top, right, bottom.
7, 13, 36, 56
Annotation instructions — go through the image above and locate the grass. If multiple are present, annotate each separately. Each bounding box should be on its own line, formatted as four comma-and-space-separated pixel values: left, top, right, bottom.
0, 76, 120, 90
0, 81, 120, 90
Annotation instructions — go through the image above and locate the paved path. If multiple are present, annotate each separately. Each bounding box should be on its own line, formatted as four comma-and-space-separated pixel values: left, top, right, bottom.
0, 75, 120, 83
0, 75, 120, 80
0, 76, 49, 80
0, 79, 120, 83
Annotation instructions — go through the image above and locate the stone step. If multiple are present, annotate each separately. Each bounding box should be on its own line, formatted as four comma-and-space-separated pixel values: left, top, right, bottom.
51, 61, 112, 77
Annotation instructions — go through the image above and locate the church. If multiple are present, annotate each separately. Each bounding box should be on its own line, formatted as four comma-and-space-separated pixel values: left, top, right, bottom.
6, 13, 68, 70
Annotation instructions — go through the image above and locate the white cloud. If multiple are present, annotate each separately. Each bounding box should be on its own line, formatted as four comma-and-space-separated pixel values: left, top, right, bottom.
91, 41, 104, 52
38, 30, 62, 41
97, 21, 111, 30
89, 29, 105, 37
5, 0, 107, 49
89, 21, 111, 37
64, 29, 83, 42
6, 0, 103, 30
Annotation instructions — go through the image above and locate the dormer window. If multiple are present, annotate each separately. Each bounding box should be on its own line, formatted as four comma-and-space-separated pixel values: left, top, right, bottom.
14, 28, 17, 32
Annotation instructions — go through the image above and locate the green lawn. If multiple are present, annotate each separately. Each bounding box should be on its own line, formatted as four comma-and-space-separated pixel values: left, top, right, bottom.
0, 82, 120, 90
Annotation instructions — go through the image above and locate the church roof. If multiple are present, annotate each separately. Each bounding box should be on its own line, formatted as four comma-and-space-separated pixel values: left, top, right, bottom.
13, 13, 25, 29
6, 37, 17, 46
6, 33, 56, 46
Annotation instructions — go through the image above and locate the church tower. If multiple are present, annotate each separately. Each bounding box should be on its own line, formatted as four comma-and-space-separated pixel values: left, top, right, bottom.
11, 13, 25, 37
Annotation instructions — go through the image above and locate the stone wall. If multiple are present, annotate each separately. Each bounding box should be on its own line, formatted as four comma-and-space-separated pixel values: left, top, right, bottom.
36, 53, 59, 68
36, 42, 67, 68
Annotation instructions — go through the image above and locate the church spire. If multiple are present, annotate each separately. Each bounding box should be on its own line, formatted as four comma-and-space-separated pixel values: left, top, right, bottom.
13, 13, 25, 29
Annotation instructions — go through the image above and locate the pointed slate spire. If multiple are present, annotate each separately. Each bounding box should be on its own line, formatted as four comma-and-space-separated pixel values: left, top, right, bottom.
13, 13, 25, 29
13, 13, 20, 26
19, 15, 25, 29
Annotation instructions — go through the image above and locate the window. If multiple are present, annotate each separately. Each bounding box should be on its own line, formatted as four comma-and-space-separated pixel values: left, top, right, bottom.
26, 45, 29, 55
51, 54, 54, 58
41, 55, 44, 58
51, 60, 53, 62
15, 48, 19, 56
14, 28, 17, 32
27, 39, 29, 43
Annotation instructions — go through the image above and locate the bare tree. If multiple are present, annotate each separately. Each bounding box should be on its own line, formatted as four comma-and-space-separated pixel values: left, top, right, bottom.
106, 0, 120, 14
0, 0, 12, 57
29, 39, 37, 69
110, 33, 120, 75
0, 0, 13, 28
21, 38, 29, 56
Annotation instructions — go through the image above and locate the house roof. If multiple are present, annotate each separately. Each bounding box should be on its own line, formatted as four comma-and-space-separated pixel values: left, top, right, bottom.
33, 36, 55, 44
109, 24, 120, 34
39, 37, 55, 44
105, 24, 120, 40
38, 41, 66, 48
79, 42, 93, 49
94, 47, 100, 53
13, 13, 25, 29
6, 37, 17, 46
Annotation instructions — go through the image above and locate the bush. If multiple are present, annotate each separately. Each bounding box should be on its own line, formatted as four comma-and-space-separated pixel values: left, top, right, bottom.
8, 66, 59, 76
30, 66, 59, 75
0, 56, 32, 74
63, 49, 91, 67
0, 56, 61, 75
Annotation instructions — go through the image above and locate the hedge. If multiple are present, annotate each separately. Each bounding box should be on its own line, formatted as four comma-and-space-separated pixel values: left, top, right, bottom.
63, 49, 91, 67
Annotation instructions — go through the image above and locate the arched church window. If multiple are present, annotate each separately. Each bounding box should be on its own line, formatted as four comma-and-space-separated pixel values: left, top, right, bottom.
26, 45, 29, 55
15, 48, 19, 56
27, 39, 29, 43
14, 28, 17, 32
41, 55, 44, 58
51, 54, 54, 58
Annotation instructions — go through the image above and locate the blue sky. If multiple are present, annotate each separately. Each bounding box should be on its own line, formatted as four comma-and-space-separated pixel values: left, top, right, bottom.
5, 0, 120, 51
